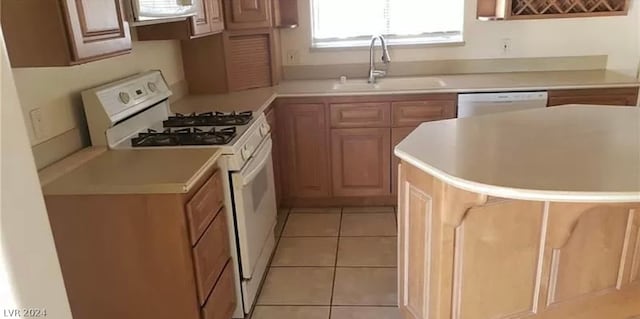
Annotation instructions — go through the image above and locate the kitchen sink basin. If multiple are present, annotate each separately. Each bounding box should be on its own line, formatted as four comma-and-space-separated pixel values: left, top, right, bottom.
332, 81, 381, 91
331, 77, 447, 92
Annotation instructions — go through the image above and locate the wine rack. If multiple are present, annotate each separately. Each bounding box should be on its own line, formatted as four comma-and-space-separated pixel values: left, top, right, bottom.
477, 0, 630, 20
511, 0, 629, 18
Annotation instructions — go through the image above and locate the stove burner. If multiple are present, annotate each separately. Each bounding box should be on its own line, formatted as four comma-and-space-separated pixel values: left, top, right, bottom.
163, 111, 253, 127
131, 127, 236, 147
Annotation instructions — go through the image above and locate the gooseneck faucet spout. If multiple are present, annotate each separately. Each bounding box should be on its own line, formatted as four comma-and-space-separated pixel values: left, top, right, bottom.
368, 35, 391, 84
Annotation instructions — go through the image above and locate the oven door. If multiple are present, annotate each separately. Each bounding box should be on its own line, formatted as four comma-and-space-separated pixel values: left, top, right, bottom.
231, 136, 277, 279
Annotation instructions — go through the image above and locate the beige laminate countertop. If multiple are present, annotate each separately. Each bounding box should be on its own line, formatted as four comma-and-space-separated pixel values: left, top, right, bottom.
42, 148, 223, 195
171, 70, 639, 114
394, 105, 640, 203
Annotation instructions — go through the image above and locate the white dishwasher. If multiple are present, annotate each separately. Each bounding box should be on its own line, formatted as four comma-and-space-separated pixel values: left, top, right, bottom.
457, 91, 548, 118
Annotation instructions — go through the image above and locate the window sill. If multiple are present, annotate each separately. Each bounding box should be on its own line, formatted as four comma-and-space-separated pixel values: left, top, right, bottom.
310, 39, 465, 52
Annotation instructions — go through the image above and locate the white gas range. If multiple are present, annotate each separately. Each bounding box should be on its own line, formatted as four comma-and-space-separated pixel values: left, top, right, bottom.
81, 70, 277, 318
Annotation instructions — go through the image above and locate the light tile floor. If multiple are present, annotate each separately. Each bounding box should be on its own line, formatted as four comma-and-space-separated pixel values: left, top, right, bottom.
252, 207, 401, 319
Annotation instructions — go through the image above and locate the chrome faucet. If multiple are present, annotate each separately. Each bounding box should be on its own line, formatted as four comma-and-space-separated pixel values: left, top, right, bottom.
368, 35, 391, 84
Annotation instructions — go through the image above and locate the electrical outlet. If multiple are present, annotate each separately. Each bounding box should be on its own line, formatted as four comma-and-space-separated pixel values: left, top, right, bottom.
286, 50, 300, 64
29, 108, 46, 140
501, 38, 512, 55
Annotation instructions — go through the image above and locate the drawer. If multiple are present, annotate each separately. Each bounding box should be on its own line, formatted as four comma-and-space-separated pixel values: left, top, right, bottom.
548, 88, 639, 107
193, 212, 230, 305
202, 261, 236, 319
186, 170, 224, 245
392, 100, 456, 127
330, 102, 391, 128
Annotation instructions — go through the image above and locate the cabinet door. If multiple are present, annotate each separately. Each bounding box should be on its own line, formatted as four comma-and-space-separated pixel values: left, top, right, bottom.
209, 0, 225, 33
279, 103, 331, 198
61, 0, 132, 62
224, 0, 272, 29
331, 128, 391, 197
392, 99, 457, 127
191, 0, 214, 35
392, 127, 416, 195
397, 163, 433, 319
265, 106, 282, 207
330, 102, 391, 128
225, 30, 273, 91
548, 88, 639, 107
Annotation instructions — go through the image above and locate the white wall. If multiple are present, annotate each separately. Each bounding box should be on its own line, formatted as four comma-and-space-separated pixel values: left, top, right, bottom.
0, 27, 72, 319
281, 0, 640, 76
12, 38, 185, 169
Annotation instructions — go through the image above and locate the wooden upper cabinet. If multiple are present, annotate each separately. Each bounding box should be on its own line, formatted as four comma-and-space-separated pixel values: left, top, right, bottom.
208, 0, 226, 33
272, 0, 299, 28
189, 0, 224, 36
63, 0, 131, 61
223, 0, 272, 29
278, 101, 331, 198
2, 0, 132, 67
181, 28, 278, 93
137, 0, 225, 40
547, 87, 639, 107
331, 128, 391, 197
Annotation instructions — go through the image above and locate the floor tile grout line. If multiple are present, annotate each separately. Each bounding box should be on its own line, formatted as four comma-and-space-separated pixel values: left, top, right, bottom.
258, 207, 401, 316
328, 207, 344, 319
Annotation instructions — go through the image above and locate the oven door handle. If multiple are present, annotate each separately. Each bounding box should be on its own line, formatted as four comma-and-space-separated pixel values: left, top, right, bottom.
239, 137, 272, 186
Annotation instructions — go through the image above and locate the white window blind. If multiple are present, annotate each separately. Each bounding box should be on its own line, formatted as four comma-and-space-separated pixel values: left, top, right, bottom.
311, 0, 464, 48
135, 0, 195, 18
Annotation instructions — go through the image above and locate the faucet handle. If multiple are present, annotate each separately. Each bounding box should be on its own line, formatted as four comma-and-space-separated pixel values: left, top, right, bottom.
372, 70, 386, 77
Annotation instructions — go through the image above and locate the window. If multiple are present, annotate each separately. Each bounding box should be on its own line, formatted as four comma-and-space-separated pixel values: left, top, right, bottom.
311, 0, 464, 48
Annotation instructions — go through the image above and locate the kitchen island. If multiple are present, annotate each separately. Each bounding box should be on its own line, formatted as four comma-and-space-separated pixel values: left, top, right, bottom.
394, 105, 640, 319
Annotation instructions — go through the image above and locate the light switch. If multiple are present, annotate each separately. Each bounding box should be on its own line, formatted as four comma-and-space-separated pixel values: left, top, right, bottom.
29, 108, 46, 140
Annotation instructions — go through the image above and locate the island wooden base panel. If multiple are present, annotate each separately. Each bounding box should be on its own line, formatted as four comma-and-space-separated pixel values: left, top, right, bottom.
397, 161, 640, 319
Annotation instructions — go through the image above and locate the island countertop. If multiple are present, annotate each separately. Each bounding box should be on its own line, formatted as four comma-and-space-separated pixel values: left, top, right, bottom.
394, 105, 640, 203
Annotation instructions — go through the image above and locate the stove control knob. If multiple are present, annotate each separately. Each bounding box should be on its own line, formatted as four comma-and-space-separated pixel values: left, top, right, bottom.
119, 92, 131, 104
147, 81, 158, 92
241, 145, 250, 160
259, 123, 270, 137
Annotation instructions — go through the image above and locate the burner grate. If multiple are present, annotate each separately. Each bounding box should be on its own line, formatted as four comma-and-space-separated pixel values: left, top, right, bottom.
131, 127, 236, 147
163, 111, 253, 127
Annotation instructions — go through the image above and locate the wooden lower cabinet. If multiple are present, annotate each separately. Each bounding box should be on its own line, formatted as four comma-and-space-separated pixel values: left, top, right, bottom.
331, 128, 391, 196
44, 169, 234, 319
278, 101, 331, 198
391, 127, 416, 195
398, 161, 640, 319
392, 96, 457, 127
548, 87, 639, 107
277, 94, 457, 205
265, 105, 282, 207
202, 262, 236, 319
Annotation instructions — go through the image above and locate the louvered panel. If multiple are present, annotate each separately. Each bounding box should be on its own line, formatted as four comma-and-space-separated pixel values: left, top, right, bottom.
509, 0, 629, 18
226, 34, 272, 91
